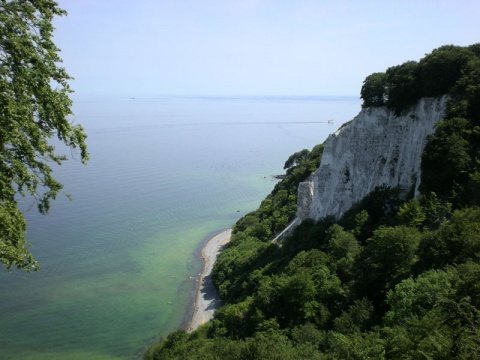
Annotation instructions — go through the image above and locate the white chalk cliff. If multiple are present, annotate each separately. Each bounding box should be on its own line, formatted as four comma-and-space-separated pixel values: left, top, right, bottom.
297, 96, 448, 222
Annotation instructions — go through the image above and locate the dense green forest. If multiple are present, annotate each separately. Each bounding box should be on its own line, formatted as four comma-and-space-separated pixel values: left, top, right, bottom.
145, 44, 480, 359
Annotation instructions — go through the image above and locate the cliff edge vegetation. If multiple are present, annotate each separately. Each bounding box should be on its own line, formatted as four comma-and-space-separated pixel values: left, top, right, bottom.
145, 44, 480, 360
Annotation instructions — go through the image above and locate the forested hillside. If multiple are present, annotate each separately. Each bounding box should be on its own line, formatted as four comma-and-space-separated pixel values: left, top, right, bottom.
145, 44, 480, 359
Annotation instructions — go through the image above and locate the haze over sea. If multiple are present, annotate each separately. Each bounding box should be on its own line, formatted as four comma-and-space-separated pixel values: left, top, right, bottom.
0, 95, 360, 359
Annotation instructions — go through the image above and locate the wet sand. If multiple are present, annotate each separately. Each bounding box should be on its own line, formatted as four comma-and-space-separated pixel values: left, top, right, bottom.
188, 229, 232, 332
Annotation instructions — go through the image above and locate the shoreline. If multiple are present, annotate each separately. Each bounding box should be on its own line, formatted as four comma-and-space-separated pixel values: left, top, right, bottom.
187, 229, 232, 332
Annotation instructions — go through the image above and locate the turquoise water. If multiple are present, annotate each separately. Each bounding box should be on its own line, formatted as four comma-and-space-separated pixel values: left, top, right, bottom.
0, 95, 360, 359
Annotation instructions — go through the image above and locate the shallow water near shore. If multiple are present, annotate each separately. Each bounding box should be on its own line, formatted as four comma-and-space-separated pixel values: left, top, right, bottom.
0, 95, 360, 359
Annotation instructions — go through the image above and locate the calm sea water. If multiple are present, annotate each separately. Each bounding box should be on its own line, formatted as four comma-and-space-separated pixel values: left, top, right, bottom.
0, 95, 360, 359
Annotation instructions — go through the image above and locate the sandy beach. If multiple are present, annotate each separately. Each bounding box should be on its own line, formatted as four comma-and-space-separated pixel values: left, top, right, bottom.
188, 229, 232, 332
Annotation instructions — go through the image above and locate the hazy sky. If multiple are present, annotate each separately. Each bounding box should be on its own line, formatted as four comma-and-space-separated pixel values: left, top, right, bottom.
53, 0, 479, 96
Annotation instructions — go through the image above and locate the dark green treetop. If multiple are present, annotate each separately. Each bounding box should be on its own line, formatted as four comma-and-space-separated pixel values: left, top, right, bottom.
360, 72, 387, 107
360, 44, 480, 117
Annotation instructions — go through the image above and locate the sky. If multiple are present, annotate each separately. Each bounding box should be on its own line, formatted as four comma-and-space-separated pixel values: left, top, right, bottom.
53, 0, 480, 96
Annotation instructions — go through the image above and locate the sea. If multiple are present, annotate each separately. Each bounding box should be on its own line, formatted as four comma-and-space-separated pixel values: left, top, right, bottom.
0, 94, 361, 359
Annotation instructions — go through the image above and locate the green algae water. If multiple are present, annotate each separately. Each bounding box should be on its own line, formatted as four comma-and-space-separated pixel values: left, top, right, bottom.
0, 95, 360, 359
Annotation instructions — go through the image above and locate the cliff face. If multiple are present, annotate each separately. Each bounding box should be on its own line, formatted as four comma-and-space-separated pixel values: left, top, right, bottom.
298, 96, 448, 222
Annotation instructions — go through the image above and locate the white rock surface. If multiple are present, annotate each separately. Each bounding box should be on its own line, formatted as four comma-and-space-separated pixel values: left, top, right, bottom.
298, 96, 448, 222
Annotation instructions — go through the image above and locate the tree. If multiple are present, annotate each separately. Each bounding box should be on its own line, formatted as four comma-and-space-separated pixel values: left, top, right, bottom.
0, 0, 88, 272
396, 199, 426, 228
420, 117, 473, 205
356, 226, 421, 307
449, 56, 480, 125
416, 45, 476, 97
439, 207, 480, 265
384, 269, 455, 326
385, 61, 419, 116
360, 72, 387, 108
284, 149, 310, 172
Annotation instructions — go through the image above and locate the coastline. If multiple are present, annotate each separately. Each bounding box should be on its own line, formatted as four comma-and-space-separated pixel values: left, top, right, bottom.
187, 229, 232, 332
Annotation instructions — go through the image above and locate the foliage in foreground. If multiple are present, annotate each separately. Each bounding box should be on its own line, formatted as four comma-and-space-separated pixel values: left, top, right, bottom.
145, 44, 480, 359
0, 0, 88, 271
